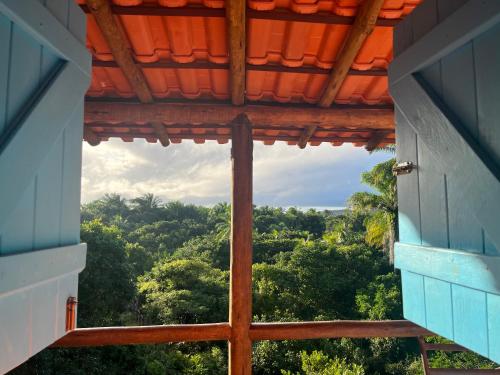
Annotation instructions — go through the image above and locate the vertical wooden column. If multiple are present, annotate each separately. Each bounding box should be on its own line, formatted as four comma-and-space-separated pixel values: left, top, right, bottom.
229, 114, 253, 375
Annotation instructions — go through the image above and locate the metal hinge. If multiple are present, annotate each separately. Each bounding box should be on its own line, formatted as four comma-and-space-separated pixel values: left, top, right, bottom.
393, 161, 415, 176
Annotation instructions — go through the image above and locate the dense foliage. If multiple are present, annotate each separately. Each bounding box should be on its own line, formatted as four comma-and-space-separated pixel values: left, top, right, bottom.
12, 158, 496, 374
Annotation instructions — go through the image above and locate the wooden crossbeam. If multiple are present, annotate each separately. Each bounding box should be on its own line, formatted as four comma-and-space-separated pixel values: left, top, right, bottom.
229, 114, 253, 375
79, 4, 400, 26
92, 59, 387, 76
84, 102, 394, 130
52, 320, 432, 347
51, 323, 231, 347
298, 0, 385, 148
226, 0, 246, 105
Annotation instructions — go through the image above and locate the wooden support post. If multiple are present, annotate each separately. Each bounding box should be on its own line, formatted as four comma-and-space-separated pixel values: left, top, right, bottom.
298, 0, 385, 148
226, 0, 246, 106
229, 114, 253, 375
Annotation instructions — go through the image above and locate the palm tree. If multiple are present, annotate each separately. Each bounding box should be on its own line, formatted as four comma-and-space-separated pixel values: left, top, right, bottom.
130, 193, 163, 223
348, 158, 398, 264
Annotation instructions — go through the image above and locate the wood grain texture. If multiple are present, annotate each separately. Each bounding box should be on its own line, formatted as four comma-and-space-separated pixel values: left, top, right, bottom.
318, 0, 385, 108
0, 0, 90, 75
249, 320, 432, 341
293, 0, 387, 148
85, 0, 152, 103
395, 243, 500, 295
229, 114, 253, 375
85, 102, 394, 129
391, 74, 500, 251
0, 2, 88, 372
390, 0, 500, 84
52, 323, 232, 347
226, 0, 245, 106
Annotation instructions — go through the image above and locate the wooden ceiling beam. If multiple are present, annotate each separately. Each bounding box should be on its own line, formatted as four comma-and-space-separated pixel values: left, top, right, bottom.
92, 59, 387, 76
226, 0, 246, 105
79, 4, 400, 26
85, 102, 394, 130
151, 122, 170, 147
298, 0, 386, 148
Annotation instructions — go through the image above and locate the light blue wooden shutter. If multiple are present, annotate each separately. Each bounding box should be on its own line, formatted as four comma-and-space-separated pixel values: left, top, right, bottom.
0, 0, 90, 372
390, 0, 500, 363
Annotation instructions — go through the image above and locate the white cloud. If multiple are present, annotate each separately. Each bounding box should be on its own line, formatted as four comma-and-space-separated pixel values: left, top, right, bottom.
81, 139, 391, 207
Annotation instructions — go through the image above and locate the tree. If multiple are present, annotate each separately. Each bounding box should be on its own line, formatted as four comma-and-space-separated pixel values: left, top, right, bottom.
79, 219, 135, 327
138, 259, 228, 324
348, 158, 398, 263
281, 351, 364, 375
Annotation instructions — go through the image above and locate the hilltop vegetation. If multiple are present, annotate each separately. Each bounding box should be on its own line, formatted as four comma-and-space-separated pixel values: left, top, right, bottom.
13, 158, 495, 374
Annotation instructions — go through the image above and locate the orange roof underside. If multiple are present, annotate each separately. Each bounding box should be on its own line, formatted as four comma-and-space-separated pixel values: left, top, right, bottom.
81, 0, 421, 147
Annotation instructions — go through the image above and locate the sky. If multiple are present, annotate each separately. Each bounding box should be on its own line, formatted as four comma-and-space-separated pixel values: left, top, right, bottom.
81, 139, 391, 208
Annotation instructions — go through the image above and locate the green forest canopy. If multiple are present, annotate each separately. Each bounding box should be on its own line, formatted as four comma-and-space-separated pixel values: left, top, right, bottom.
13, 158, 496, 375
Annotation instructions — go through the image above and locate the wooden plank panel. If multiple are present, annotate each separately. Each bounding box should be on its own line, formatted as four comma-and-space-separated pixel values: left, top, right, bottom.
395, 243, 500, 295
487, 293, 500, 363
60, 101, 84, 245
30, 280, 58, 354
0, 181, 36, 255
440, 42, 483, 253
410, 0, 438, 42
474, 22, 500, 208
34, 135, 64, 249
0, 292, 30, 373
0, 63, 89, 229
424, 277, 453, 338
0, 14, 11, 135
6, 23, 41, 127
401, 271, 427, 327
452, 285, 488, 356
394, 108, 421, 245
390, 0, 500, 84
391, 75, 500, 251
0, 0, 91, 75
0, 244, 86, 295
437, 0, 468, 21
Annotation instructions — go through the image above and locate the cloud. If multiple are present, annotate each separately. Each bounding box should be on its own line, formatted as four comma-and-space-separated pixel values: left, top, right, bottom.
81, 139, 391, 207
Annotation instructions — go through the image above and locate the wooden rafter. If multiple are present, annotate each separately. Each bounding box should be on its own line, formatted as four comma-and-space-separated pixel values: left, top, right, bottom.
226, 0, 246, 105
298, 0, 386, 148
86, 0, 152, 104
84, 102, 394, 130
85, 0, 169, 147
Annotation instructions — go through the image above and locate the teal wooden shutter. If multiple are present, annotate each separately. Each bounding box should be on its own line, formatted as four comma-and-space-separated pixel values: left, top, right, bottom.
390, 0, 500, 363
0, 0, 90, 372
